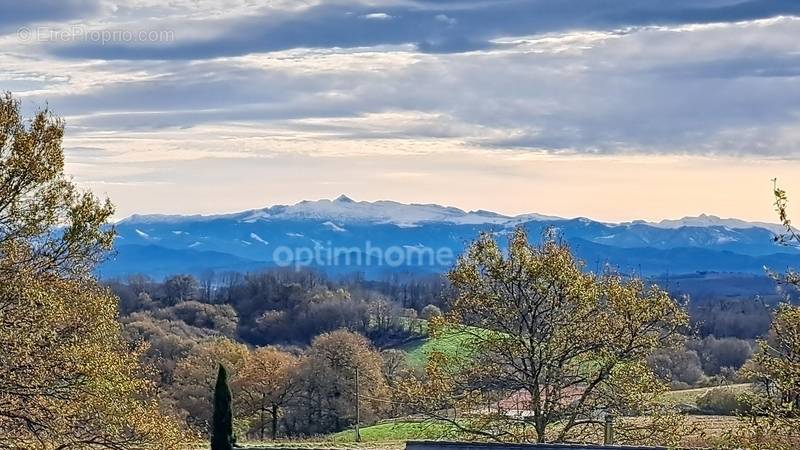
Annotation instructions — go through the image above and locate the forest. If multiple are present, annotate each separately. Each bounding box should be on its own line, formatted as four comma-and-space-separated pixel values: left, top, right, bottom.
100, 254, 788, 441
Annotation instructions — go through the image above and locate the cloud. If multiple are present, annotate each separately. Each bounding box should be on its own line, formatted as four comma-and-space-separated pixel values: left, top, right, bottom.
3, 2, 800, 162
4, 15, 787, 160
46, 0, 800, 59
434, 14, 457, 26
360, 13, 394, 21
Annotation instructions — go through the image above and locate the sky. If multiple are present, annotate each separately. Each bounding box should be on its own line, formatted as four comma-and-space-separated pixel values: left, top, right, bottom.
2, 0, 800, 223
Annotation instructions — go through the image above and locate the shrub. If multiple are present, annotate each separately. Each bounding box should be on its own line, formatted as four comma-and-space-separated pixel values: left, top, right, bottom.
420, 304, 442, 320
648, 347, 704, 386
696, 387, 742, 415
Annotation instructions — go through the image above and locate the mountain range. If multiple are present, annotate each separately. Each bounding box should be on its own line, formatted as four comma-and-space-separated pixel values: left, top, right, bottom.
99, 195, 800, 281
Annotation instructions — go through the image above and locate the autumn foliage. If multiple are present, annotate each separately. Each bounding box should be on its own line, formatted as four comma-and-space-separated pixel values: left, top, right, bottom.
0, 92, 183, 449
397, 228, 691, 444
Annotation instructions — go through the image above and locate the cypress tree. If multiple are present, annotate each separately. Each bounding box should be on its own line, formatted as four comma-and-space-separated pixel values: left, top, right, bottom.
211, 364, 234, 450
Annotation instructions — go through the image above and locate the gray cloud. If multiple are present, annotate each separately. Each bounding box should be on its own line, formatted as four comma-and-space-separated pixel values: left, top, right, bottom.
49, 0, 800, 59
39, 18, 798, 159
4, 1, 800, 160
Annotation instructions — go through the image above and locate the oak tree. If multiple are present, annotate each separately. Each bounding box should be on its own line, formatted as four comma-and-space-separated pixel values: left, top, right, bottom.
398, 228, 689, 444
0, 92, 182, 449
235, 347, 300, 440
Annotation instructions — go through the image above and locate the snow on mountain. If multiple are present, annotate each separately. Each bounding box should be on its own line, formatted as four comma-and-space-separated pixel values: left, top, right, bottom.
107, 196, 799, 279
120, 195, 569, 228
249, 195, 520, 227
647, 214, 785, 234
118, 196, 784, 233
511, 212, 569, 223
250, 233, 269, 245
322, 221, 347, 232
121, 213, 226, 224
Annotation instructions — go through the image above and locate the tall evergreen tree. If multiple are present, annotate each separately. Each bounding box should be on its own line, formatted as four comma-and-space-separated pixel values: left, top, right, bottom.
212, 364, 234, 450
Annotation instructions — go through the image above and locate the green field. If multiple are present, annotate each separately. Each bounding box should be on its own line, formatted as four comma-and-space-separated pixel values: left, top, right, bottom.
660, 383, 754, 408
331, 420, 459, 443
211, 421, 456, 450
400, 323, 486, 368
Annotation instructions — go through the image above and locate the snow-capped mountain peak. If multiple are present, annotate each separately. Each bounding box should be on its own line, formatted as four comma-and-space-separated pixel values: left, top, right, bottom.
334, 194, 356, 203
118, 197, 784, 233
120, 196, 534, 227
108, 197, 796, 279
235, 197, 528, 227
650, 214, 786, 234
